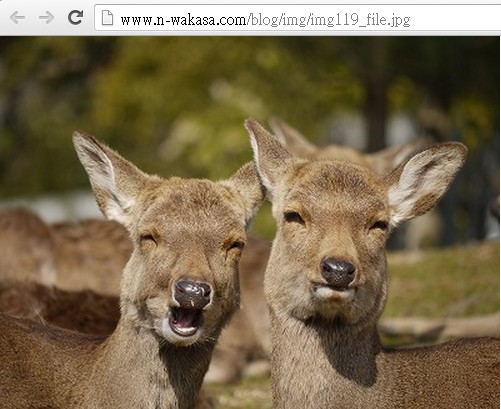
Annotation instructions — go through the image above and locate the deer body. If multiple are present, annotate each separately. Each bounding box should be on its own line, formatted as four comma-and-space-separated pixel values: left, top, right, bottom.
246, 119, 499, 409
271, 317, 497, 408
0, 208, 131, 295
0, 313, 208, 408
0, 132, 263, 408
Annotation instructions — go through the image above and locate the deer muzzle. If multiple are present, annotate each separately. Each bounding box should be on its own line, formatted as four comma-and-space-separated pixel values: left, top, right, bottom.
169, 279, 213, 338
320, 258, 356, 291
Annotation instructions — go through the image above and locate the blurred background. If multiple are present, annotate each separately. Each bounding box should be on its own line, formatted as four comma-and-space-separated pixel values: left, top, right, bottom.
0, 36, 499, 246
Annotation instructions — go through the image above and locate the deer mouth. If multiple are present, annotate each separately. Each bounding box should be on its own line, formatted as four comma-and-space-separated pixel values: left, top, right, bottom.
312, 283, 355, 300
168, 307, 203, 337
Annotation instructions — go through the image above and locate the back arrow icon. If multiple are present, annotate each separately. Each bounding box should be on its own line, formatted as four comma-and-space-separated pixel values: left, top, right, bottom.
39, 11, 54, 24
11, 11, 26, 24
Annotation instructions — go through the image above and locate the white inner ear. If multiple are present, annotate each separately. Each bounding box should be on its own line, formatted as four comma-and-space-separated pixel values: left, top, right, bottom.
104, 192, 134, 225
75, 139, 134, 224
388, 166, 424, 227
388, 150, 458, 227
249, 130, 274, 196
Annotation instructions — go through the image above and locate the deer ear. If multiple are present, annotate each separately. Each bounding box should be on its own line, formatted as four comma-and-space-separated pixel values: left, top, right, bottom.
245, 118, 296, 197
387, 142, 467, 227
220, 162, 265, 225
366, 138, 428, 176
269, 117, 317, 157
73, 132, 150, 226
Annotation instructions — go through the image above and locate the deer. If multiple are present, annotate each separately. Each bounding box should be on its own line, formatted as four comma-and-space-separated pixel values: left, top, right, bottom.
270, 116, 426, 176
0, 279, 120, 336
271, 117, 500, 342
0, 205, 271, 382
271, 117, 443, 250
206, 119, 428, 383
0, 207, 131, 295
0, 207, 58, 287
0, 131, 264, 408
245, 118, 499, 409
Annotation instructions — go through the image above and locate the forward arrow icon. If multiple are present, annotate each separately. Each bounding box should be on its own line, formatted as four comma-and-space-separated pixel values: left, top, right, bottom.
39, 11, 54, 24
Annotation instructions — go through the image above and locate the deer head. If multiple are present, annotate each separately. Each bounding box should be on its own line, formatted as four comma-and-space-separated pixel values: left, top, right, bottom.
246, 119, 466, 332
73, 132, 264, 347
270, 117, 426, 176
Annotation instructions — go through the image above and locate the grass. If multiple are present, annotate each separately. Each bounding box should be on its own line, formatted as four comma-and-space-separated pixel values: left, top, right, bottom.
207, 240, 499, 409
384, 240, 499, 318
207, 376, 272, 409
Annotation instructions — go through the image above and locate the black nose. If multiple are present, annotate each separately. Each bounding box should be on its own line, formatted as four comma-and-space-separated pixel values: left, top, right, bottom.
321, 258, 356, 290
174, 279, 212, 310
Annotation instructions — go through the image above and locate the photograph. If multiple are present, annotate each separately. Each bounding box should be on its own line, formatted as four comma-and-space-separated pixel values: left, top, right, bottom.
0, 16, 499, 409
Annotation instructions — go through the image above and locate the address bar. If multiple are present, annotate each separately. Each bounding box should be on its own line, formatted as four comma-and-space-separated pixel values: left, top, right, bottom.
94, 4, 501, 32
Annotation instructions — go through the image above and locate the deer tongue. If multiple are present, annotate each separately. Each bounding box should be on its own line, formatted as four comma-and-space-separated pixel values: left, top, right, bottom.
169, 307, 202, 337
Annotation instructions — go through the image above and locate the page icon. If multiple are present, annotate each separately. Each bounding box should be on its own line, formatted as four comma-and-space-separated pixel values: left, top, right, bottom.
102, 10, 113, 25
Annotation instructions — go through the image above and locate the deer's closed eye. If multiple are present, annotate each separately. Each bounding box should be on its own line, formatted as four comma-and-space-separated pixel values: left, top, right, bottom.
228, 240, 245, 251
284, 211, 305, 226
140, 233, 157, 246
369, 220, 388, 231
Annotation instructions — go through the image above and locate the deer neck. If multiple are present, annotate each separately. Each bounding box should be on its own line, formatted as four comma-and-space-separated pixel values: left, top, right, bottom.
269, 311, 387, 409
90, 317, 215, 409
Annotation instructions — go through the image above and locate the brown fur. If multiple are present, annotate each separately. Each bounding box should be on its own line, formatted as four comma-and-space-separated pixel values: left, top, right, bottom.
0, 208, 57, 286
247, 118, 499, 409
0, 208, 130, 295
205, 235, 271, 383
272, 117, 444, 250
0, 132, 264, 408
0, 280, 119, 336
0, 205, 271, 383
208, 119, 453, 383
270, 116, 426, 176
0, 116, 488, 385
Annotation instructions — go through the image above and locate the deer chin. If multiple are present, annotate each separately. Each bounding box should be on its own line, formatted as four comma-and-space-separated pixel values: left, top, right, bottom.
312, 283, 355, 302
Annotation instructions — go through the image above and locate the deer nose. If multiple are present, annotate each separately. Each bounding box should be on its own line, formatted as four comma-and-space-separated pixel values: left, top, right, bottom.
174, 279, 212, 310
321, 258, 356, 290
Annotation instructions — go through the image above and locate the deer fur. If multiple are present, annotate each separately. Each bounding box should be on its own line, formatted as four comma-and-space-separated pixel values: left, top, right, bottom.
271, 117, 443, 250
0, 208, 131, 295
204, 235, 271, 383
270, 116, 426, 176
206, 119, 428, 383
0, 207, 57, 286
246, 118, 499, 409
0, 280, 119, 336
0, 203, 271, 383
0, 118, 485, 385
0, 132, 263, 408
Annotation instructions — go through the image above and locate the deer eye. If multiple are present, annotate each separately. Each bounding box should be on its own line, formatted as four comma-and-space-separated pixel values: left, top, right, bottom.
140, 233, 157, 246
223, 240, 245, 254
284, 211, 305, 226
230, 240, 245, 250
369, 220, 388, 231
225, 240, 245, 251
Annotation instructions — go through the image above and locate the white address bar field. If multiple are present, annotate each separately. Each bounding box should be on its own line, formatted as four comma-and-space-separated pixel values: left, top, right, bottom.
94, 4, 501, 33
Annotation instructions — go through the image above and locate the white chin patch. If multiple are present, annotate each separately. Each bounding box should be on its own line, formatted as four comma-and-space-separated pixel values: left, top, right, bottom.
157, 318, 201, 347
314, 286, 355, 302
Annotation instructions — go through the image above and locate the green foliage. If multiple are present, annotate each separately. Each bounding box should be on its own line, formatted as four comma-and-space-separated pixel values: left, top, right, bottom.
0, 37, 498, 238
